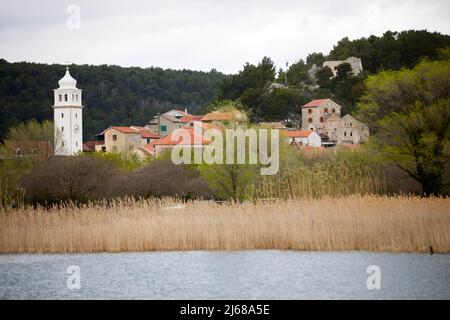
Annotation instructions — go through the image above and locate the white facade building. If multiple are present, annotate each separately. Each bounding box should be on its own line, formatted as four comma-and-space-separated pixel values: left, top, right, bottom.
283, 130, 322, 147
53, 67, 83, 155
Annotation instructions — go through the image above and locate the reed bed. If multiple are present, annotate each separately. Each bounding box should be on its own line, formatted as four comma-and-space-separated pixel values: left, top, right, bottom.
246, 161, 385, 200
0, 195, 449, 254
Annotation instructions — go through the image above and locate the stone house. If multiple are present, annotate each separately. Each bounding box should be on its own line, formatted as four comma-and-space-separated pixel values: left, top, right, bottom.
334, 114, 369, 145
147, 111, 188, 137
98, 126, 160, 154
301, 99, 342, 134
151, 126, 214, 157
301, 99, 369, 145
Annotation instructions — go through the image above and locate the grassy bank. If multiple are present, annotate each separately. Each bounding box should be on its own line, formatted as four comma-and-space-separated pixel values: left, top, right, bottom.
0, 195, 449, 254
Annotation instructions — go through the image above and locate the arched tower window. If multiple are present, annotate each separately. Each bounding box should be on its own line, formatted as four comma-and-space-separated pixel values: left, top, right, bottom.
308, 109, 312, 114
59, 94, 62, 102
64, 94, 68, 102
308, 118, 313, 123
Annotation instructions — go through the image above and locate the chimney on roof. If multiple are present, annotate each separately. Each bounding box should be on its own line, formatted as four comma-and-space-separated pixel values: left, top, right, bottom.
185, 108, 188, 114
157, 113, 160, 136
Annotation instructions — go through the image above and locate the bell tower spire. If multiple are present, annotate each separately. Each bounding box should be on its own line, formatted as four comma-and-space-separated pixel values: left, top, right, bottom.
53, 66, 83, 155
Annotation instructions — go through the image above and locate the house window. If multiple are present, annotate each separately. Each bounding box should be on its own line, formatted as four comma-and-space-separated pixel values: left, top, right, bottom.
61, 126, 64, 132
64, 94, 68, 102
101, 146, 106, 152
350, 123, 353, 127
320, 117, 324, 123
344, 132, 347, 137
75, 113, 77, 118
324, 108, 329, 113
146, 138, 150, 143
308, 109, 312, 114
61, 113, 64, 118
112, 134, 117, 141
308, 118, 313, 123
332, 108, 336, 113
350, 132, 353, 136
160, 125, 167, 132
62, 142, 64, 147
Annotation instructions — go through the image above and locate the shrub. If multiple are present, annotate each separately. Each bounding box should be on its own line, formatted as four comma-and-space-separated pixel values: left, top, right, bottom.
107, 160, 213, 200
21, 156, 116, 204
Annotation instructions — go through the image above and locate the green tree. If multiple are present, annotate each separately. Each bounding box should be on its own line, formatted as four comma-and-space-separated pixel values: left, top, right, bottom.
5, 120, 62, 166
328, 30, 450, 73
306, 52, 325, 66
218, 57, 276, 114
316, 66, 334, 88
335, 62, 353, 80
0, 60, 226, 141
357, 59, 450, 195
285, 59, 309, 86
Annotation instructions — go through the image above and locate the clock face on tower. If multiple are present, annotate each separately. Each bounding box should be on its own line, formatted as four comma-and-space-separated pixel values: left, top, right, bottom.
74, 124, 80, 134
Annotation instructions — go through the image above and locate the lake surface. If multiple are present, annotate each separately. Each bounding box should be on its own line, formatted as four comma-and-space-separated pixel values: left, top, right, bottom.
0, 251, 449, 299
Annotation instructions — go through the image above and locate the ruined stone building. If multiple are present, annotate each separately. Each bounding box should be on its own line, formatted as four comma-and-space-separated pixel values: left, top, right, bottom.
322, 57, 363, 77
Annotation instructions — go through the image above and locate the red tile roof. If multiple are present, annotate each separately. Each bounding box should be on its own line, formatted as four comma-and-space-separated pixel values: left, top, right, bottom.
179, 115, 204, 123
4, 140, 52, 154
139, 130, 160, 139
191, 121, 222, 131
100, 126, 159, 139
282, 130, 313, 138
83, 140, 104, 152
139, 142, 156, 155
153, 128, 211, 146
110, 126, 140, 134
302, 99, 330, 107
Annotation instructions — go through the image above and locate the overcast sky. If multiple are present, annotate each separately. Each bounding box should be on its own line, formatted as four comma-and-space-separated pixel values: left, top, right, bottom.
1, 0, 449, 74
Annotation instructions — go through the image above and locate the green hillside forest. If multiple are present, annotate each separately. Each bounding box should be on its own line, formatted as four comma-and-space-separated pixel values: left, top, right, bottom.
1, 29, 449, 140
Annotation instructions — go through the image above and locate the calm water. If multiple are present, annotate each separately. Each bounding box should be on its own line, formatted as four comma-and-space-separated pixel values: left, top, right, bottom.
0, 251, 449, 299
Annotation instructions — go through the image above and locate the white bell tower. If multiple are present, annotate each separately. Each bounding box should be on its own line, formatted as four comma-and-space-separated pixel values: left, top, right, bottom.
53, 67, 83, 155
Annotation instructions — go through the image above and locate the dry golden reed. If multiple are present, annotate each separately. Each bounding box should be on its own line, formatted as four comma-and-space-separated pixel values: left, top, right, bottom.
0, 195, 449, 254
